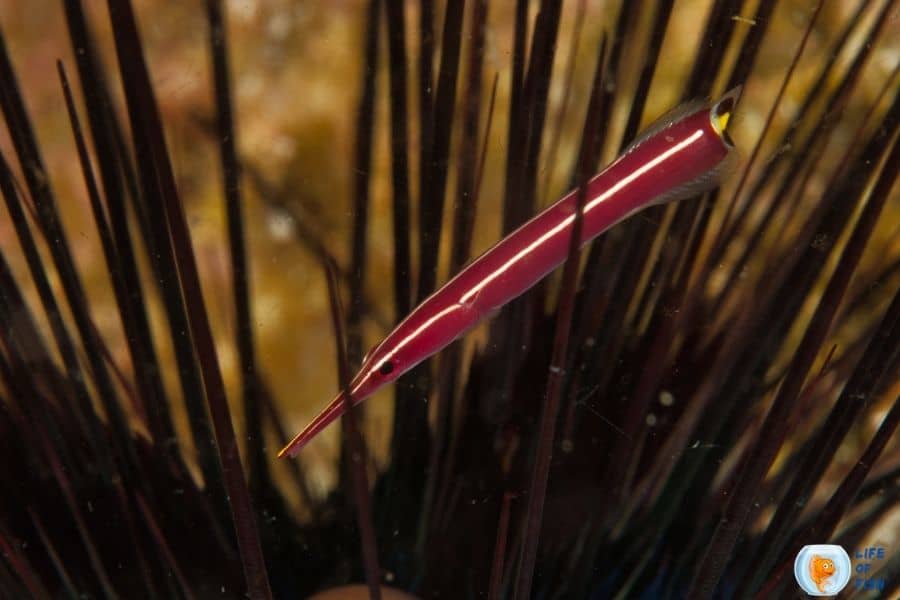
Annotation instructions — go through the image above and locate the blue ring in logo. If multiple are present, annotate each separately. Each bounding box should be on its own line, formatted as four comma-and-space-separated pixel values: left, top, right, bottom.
793, 544, 851, 596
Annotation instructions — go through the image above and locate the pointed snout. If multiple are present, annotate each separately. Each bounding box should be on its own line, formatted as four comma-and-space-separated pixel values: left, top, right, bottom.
277, 391, 349, 458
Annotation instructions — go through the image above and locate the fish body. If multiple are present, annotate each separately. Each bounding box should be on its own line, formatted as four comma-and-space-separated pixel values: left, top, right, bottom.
809, 555, 836, 593
280, 88, 741, 458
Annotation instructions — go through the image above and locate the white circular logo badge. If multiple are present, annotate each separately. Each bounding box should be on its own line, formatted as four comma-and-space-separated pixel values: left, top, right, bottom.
793, 544, 851, 596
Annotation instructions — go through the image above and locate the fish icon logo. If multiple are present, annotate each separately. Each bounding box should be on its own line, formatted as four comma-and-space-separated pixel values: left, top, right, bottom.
809, 556, 836, 593
794, 545, 851, 596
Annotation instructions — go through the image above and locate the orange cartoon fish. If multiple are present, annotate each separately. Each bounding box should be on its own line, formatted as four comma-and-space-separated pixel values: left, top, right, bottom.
809, 555, 836, 593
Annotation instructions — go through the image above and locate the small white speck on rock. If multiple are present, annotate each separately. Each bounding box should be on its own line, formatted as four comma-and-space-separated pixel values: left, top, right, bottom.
659, 391, 675, 406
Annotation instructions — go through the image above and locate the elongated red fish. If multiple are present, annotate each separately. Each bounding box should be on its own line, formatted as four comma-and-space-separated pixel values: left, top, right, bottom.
280, 88, 741, 458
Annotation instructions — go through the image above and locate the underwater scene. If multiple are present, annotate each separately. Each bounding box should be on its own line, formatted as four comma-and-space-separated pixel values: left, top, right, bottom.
0, 0, 897, 598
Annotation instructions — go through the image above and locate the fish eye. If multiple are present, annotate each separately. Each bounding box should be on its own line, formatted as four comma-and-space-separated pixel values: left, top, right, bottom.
378, 360, 394, 375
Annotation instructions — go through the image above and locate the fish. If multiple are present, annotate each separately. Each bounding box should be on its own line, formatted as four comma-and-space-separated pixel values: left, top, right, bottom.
809, 555, 836, 593
279, 87, 742, 458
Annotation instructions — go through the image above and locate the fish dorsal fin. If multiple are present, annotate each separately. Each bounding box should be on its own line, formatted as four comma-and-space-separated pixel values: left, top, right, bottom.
646, 146, 737, 207
621, 98, 708, 156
